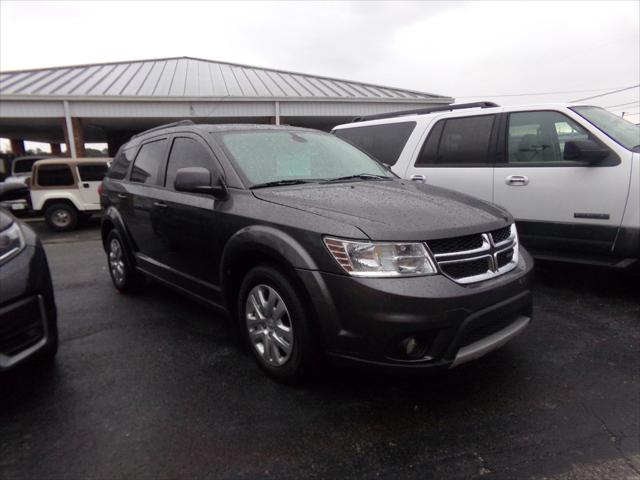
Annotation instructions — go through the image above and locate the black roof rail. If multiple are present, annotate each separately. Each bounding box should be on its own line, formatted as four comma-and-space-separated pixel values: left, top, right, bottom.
132, 120, 195, 138
352, 102, 500, 123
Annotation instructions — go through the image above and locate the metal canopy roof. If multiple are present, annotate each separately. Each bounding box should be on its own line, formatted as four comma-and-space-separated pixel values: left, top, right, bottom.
0, 56, 452, 103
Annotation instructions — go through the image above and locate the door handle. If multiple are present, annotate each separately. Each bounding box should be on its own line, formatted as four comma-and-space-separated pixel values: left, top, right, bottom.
117, 193, 128, 199
82, 183, 90, 188
505, 175, 529, 186
153, 201, 168, 209
410, 174, 426, 183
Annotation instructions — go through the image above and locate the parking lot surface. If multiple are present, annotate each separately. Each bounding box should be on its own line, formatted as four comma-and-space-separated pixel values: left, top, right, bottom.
1, 222, 639, 480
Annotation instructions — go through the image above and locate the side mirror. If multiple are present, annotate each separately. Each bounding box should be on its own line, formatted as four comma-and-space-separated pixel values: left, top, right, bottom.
564, 140, 609, 163
174, 167, 227, 199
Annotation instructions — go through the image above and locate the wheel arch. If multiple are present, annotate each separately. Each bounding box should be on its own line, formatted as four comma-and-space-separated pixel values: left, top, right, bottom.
41, 197, 79, 214
101, 206, 137, 265
220, 225, 319, 316
35, 193, 81, 212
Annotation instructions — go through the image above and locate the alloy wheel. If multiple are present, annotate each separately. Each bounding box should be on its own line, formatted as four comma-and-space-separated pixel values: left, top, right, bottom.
109, 238, 126, 286
245, 284, 294, 366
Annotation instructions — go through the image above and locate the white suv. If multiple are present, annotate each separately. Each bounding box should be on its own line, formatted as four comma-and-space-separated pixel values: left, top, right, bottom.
333, 103, 640, 269
30, 158, 110, 231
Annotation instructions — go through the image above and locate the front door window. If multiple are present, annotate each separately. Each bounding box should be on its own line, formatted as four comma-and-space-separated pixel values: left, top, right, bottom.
507, 111, 589, 164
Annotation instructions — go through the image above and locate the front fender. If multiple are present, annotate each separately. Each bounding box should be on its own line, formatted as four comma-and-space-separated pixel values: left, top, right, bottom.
219, 225, 341, 347
220, 225, 319, 274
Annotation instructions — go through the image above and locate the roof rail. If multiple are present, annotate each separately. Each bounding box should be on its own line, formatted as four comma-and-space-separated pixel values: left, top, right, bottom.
132, 120, 195, 138
352, 102, 500, 123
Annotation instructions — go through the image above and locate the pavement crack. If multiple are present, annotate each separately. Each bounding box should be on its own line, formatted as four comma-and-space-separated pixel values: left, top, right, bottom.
581, 401, 640, 476
473, 451, 492, 476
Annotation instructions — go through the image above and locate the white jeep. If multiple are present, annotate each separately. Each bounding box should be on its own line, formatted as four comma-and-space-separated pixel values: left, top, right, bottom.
30, 158, 110, 231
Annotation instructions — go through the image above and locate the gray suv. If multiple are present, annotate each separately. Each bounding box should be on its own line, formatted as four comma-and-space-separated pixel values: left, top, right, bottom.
101, 122, 534, 382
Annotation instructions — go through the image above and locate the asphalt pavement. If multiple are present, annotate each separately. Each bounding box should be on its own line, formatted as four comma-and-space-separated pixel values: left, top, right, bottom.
1, 221, 638, 480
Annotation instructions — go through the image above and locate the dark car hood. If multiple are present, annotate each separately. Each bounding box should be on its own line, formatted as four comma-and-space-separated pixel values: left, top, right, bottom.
252, 180, 512, 241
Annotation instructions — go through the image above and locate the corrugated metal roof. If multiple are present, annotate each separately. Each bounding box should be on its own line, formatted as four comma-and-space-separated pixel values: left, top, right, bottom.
0, 56, 451, 102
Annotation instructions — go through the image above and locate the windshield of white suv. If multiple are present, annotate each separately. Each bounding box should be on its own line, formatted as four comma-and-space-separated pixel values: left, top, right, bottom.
218, 130, 391, 187
571, 106, 640, 151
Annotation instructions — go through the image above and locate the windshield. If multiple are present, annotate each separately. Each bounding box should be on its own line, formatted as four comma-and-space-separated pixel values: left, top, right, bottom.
218, 130, 390, 186
571, 106, 640, 151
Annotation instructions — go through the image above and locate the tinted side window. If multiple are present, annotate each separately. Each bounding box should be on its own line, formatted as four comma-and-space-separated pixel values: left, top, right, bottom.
108, 146, 136, 180
37, 164, 75, 186
508, 111, 590, 164
78, 164, 108, 182
13, 159, 37, 174
334, 122, 416, 166
130, 139, 167, 185
164, 137, 214, 188
416, 115, 495, 166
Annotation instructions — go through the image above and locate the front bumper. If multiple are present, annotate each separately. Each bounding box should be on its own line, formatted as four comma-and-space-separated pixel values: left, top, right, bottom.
0, 199, 29, 212
0, 241, 57, 372
297, 248, 534, 370
0, 295, 52, 370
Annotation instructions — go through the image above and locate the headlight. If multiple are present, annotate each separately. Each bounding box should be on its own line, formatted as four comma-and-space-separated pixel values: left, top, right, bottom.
0, 222, 25, 264
324, 237, 437, 277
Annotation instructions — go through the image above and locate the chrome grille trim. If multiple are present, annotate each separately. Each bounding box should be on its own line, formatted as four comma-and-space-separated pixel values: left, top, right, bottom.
428, 224, 519, 285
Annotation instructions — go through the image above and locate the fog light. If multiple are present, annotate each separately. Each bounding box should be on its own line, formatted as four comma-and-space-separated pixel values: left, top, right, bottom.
401, 336, 428, 360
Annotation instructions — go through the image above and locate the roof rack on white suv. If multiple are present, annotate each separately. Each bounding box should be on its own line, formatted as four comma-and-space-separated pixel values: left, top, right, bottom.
352, 101, 500, 122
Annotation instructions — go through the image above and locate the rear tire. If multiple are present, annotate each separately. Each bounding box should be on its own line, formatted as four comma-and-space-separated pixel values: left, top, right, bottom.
237, 265, 318, 383
44, 203, 78, 232
106, 230, 145, 293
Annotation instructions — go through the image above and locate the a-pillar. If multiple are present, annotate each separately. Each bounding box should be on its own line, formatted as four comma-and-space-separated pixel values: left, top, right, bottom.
10, 139, 25, 156
50, 143, 62, 155
63, 117, 86, 157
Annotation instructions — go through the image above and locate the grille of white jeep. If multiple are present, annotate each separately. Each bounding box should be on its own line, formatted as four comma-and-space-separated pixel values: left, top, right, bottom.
427, 224, 519, 284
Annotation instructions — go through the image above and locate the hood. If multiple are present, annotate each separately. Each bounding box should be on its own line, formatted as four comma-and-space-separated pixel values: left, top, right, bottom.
252, 180, 512, 241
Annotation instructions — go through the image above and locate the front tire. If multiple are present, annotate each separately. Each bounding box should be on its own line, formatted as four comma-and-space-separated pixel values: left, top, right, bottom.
237, 265, 317, 383
44, 203, 78, 232
106, 230, 145, 293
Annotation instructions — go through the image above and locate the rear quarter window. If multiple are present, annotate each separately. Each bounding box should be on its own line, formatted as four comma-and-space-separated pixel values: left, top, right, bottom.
78, 164, 108, 182
334, 122, 416, 166
416, 115, 496, 166
36, 164, 75, 187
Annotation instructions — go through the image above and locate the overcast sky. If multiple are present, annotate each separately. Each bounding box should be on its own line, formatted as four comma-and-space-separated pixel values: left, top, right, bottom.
1, 0, 639, 145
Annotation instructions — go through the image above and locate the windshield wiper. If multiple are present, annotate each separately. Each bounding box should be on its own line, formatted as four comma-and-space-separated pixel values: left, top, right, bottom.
250, 179, 318, 189
322, 173, 392, 183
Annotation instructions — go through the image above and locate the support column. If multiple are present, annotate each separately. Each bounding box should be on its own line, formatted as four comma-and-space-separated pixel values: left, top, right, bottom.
62, 101, 85, 157
50, 143, 62, 155
71, 117, 85, 157
10, 139, 25, 156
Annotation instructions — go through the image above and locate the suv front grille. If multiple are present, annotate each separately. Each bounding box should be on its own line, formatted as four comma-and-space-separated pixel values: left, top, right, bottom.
496, 248, 515, 268
440, 257, 491, 279
428, 234, 484, 255
427, 224, 519, 285
491, 226, 512, 244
